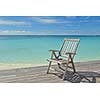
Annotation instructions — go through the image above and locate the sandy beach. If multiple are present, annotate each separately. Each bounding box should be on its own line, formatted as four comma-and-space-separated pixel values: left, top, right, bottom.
0, 60, 100, 83
0, 63, 48, 70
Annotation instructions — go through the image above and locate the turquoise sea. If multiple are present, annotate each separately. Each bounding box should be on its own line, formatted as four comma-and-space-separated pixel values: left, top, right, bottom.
0, 35, 100, 69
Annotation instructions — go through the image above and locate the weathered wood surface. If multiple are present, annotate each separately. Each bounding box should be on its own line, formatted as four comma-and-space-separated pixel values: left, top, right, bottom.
0, 60, 100, 83
47, 38, 80, 79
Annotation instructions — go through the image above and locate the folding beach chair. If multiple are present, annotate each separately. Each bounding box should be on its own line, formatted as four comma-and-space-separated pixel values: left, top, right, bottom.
47, 38, 80, 80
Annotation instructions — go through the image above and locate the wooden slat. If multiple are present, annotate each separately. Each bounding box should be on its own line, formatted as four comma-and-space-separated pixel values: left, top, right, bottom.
60, 38, 80, 57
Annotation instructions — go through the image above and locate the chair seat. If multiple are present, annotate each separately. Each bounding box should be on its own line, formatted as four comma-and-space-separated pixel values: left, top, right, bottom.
47, 58, 68, 64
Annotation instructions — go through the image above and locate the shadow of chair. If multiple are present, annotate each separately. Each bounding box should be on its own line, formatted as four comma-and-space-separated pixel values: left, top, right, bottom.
57, 71, 100, 83
48, 68, 100, 83
77, 71, 100, 83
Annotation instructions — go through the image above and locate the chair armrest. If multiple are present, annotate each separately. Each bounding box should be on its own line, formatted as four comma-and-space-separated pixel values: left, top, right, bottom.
49, 50, 59, 52
66, 52, 76, 55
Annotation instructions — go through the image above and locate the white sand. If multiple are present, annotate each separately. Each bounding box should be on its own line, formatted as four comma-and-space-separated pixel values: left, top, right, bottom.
0, 63, 48, 70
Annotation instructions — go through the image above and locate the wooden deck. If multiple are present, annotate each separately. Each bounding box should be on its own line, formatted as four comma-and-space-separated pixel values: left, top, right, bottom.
0, 60, 100, 83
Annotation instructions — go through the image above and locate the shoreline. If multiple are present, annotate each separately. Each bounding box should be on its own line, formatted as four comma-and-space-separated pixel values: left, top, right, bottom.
0, 63, 48, 70
0, 60, 100, 71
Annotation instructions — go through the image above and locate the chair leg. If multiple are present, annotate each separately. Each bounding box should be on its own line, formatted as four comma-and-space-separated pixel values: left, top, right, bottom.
63, 63, 68, 80
69, 55, 76, 73
47, 61, 52, 74
71, 61, 76, 73
58, 63, 60, 68
58, 63, 65, 71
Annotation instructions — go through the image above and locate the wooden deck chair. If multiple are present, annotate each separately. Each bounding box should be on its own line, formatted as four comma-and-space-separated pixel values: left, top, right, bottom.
47, 38, 80, 80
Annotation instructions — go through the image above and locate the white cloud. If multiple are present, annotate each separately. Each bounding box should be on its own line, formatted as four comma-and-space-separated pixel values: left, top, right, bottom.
65, 16, 77, 19
0, 30, 33, 35
0, 20, 27, 25
32, 17, 73, 24
0, 30, 50, 35
65, 16, 92, 23
32, 17, 59, 24
32, 16, 94, 25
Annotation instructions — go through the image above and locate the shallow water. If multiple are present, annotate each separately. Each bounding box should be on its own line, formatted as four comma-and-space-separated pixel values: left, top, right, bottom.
0, 35, 100, 68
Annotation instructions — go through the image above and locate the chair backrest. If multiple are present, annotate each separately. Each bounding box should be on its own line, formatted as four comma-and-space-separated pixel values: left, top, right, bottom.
59, 38, 80, 57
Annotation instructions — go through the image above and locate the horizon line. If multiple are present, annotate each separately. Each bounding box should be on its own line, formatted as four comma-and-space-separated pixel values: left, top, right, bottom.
0, 34, 100, 36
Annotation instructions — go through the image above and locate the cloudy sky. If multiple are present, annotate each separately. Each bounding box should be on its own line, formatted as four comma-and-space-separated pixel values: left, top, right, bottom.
0, 16, 100, 35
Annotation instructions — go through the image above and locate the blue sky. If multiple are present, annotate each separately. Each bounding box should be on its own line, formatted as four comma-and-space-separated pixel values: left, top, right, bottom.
0, 16, 100, 35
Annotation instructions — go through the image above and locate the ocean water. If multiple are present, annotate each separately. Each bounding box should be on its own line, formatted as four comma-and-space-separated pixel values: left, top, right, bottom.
0, 35, 100, 69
